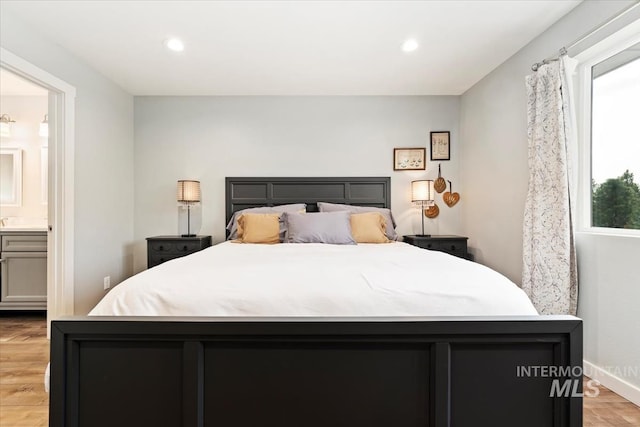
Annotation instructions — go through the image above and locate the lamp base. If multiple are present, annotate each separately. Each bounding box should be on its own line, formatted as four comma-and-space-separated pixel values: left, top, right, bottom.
181, 234, 197, 238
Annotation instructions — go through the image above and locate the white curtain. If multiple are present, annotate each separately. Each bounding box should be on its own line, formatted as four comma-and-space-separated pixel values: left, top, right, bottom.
522, 56, 578, 315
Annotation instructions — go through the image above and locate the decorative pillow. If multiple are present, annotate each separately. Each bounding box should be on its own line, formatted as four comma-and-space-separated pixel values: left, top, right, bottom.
226, 204, 306, 240
235, 213, 281, 244
285, 211, 356, 245
350, 212, 390, 243
317, 202, 398, 241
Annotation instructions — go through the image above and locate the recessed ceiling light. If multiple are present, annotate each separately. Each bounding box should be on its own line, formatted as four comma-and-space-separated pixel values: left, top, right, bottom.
165, 38, 185, 52
402, 39, 419, 53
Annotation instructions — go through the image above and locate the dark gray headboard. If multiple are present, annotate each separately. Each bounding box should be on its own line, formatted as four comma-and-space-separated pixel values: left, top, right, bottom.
225, 177, 391, 225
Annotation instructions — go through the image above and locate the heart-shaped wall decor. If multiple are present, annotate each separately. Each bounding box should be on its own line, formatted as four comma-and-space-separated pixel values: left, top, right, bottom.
434, 164, 446, 193
443, 192, 460, 207
424, 203, 439, 218
443, 180, 460, 207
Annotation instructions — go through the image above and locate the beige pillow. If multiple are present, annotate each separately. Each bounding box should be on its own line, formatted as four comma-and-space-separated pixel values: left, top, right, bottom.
350, 212, 390, 243
235, 213, 281, 244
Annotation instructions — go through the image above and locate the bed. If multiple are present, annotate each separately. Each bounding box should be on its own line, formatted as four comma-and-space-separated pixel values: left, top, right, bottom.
49, 177, 582, 427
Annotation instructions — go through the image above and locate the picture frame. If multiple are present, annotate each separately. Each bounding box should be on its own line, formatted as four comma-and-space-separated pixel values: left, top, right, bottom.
430, 131, 450, 161
393, 148, 426, 171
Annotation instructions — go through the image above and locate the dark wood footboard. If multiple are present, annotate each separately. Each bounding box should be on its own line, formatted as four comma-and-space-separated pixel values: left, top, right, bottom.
49, 316, 582, 427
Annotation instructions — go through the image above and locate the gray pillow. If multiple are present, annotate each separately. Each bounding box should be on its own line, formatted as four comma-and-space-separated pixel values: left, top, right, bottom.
226, 204, 306, 240
317, 202, 398, 241
285, 211, 356, 245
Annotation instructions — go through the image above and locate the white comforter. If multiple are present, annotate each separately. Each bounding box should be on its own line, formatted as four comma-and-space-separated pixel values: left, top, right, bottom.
90, 242, 537, 317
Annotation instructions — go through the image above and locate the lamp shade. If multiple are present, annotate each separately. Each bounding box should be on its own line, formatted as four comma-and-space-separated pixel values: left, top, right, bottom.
177, 180, 201, 203
411, 180, 435, 202
0, 114, 16, 138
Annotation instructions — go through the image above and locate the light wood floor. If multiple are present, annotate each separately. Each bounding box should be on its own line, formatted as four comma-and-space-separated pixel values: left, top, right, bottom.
1, 315, 639, 426
0, 314, 49, 427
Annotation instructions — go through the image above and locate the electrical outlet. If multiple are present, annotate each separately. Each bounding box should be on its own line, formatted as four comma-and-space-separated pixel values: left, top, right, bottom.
103, 276, 111, 290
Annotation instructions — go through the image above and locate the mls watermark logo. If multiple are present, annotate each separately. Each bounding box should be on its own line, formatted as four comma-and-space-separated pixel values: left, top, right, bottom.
516, 365, 601, 398
517, 364, 639, 398
549, 378, 600, 398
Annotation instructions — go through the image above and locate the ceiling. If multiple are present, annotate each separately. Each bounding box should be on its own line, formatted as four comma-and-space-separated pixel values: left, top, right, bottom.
1, 1, 582, 96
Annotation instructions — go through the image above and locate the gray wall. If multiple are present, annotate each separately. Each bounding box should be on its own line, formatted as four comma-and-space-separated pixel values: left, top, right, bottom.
1, 10, 135, 314
133, 96, 461, 273
460, 0, 640, 394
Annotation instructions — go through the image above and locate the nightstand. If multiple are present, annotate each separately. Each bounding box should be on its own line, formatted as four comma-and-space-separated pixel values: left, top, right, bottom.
403, 235, 470, 260
146, 235, 212, 268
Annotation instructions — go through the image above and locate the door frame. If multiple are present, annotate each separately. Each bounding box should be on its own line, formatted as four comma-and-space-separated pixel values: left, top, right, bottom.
1, 47, 76, 324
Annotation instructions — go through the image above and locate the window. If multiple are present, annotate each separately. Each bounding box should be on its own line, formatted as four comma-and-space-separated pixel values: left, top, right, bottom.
576, 23, 640, 234
590, 45, 640, 230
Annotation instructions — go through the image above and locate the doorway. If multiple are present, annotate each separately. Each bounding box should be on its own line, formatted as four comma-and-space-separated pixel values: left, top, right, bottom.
0, 68, 49, 311
1, 48, 76, 332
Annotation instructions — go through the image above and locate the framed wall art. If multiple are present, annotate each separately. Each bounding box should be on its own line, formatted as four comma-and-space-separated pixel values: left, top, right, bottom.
393, 148, 426, 171
430, 131, 450, 161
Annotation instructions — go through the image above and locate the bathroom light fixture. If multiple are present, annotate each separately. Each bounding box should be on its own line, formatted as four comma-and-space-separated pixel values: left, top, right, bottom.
165, 38, 185, 52
0, 114, 16, 138
39, 114, 48, 138
411, 179, 435, 236
402, 38, 419, 53
177, 180, 201, 237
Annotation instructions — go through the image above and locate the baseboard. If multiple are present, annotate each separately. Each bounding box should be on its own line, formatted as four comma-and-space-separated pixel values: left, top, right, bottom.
584, 360, 640, 406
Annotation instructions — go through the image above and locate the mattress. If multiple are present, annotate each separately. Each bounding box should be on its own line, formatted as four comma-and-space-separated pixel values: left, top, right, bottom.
90, 241, 537, 317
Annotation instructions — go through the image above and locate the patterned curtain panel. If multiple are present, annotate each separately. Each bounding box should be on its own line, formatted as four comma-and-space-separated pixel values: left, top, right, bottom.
522, 57, 578, 315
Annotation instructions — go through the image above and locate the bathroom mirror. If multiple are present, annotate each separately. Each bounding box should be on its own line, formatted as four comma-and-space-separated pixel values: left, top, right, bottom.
41, 146, 48, 205
0, 148, 23, 206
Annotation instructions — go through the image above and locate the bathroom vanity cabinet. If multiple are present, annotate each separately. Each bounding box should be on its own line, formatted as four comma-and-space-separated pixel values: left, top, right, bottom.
0, 231, 47, 310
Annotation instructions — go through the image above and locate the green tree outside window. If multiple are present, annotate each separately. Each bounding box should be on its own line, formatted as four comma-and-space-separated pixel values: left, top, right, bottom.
592, 170, 640, 229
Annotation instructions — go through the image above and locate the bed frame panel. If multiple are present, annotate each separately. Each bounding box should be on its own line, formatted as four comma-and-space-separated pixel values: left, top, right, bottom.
225, 176, 391, 224
49, 177, 583, 426
50, 317, 582, 427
